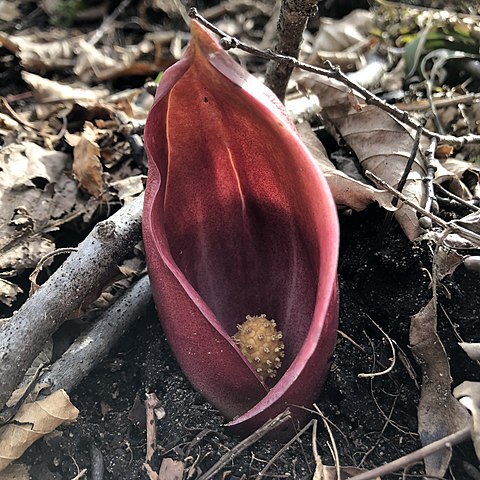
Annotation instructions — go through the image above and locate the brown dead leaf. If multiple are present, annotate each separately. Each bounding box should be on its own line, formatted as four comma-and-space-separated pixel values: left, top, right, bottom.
0, 143, 68, 279
158, 458, 184, 480
453, 382, 480, 460
459, 343, 480, 362
0, 280, 22, 308
307, 10, 374, 71
73, 39, 157, 82
435, 246, 465, 280
297, 122, 394, 211
410, 299, 471, 477
22, 72, 109, 119
0, 33, 79, 72
0, 390, 79, 472
0, 0, 20, 21
111, 176, 146, 203
299, 75, 427, 240
66, 122, 104, 199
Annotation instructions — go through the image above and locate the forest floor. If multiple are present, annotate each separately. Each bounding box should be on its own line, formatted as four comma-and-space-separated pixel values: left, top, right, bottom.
1, 1, 480, 479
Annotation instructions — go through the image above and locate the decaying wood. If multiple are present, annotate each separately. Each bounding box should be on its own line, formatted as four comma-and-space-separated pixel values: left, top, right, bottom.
0, 194, 144, 411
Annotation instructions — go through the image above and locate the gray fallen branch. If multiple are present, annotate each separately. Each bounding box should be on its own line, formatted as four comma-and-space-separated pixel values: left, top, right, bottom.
40, 275, 151, 394
0, 194, 144, 411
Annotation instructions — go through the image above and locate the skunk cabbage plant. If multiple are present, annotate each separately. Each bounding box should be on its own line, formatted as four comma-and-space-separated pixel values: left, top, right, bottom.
143, 20, 339, 436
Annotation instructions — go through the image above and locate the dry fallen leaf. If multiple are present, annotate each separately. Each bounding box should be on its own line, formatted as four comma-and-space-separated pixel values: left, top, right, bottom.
459, 343, 480, 362
66, 122, 104, 199
307, 9, 374, 71
299, 75, 427, 240
410, 299, 471, 477
0, 33, 79, 72
453, 381, 480, 460
0, 143, 68, 289
0, 280, 23, 308
0, 390, 79, 472
297, 122, 394, 212
22, 72, 109, 119
111, 175, 146, 202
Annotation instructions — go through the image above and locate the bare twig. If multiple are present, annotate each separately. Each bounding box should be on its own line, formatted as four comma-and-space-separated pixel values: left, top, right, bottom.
39, 275, 151, 394
348, 426, 471, 480
357, 315, 396, 379
365, 170, 480, 246
263, 0, 319, 101
435, 182, 480, 213
88, 0, 133, 46
423, 137, 439, 214
188, 8, 480, 147
0, 194, 143, 411
256, 418, 315, 479
198, 409, 291, 480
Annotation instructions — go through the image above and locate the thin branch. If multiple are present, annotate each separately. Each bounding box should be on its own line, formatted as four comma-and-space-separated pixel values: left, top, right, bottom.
0, 194, 144, 411
263, 0, 319, 101
188, 8, 480, 148
423, 137, 439, 214
198, 409, 291, 480
365, 170, 480, 246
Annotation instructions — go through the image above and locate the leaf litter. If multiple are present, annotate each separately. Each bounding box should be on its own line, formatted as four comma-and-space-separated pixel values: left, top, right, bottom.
0, 0, 480, 478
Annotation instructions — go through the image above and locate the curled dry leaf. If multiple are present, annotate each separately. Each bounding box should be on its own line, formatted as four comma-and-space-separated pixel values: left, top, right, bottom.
0, 142, 71, 304
22, 72, 109, 119
454, 381, 480, 461
459, 343, 480, 362
0, 389, 79, 472
0, 280, 23, 308
0, 33, 78, 72
297, 122, 394, 212
299, 74, 427, 240
435, 246, 465, 280
73, 39, 157, 82
66, 122, 104, 199
308, 10, 375, 71
410, 299, 471, 477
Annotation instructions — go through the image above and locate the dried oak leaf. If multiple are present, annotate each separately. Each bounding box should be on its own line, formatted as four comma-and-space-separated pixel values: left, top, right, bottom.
0, 143, 68, 279
299, 75, 427, 240
0, 390, 78, 472
297, 122, 394, 212
410, 299, 471, 477
66, 122, 104, 199
0, 279, 23, 308
22, 72, 109, 119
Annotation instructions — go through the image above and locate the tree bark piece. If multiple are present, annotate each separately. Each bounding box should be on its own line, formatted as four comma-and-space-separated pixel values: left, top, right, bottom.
0, 194, 144, 411
264, 0, 319, 101
40, 275, 151, 394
